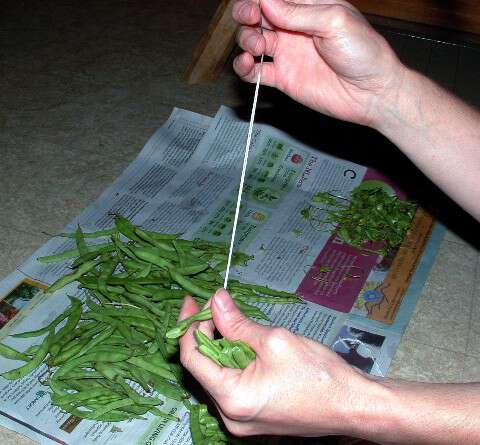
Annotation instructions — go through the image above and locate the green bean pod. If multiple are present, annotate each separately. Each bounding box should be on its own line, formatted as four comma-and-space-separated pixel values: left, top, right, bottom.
0, 343, 32, 362
1, 327, 53, 380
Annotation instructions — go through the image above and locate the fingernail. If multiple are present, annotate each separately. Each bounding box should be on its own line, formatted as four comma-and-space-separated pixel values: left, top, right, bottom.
213, 289, 235, 313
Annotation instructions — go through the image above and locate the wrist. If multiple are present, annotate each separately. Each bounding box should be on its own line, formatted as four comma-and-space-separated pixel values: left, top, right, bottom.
338, 374, 400, 441
368, 65, 423, 136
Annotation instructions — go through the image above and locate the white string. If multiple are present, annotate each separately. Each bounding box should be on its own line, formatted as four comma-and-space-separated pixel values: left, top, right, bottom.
223, 53, 264, 289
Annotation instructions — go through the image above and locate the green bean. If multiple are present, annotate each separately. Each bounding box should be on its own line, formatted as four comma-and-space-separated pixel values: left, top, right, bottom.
23, 344, 40, 355
234, 299, 269, 321
11, 306, 72, 338
124, 282, 156, 297
169, 270, 212, 299
190, 404, 203, 445
165, 300, 266, 341
81, 399, 135, 420
177, 262, 210, 276
122, 292, 165, 318
165, 308, 212, 339
197, 345, 222, 367
86, 306, 148, 320
234, 294, 302, 304
46, 258, 101, 294
127, 316, 156, 330
53, 351, 131, 379
141, 229, 181, 240
67, 407, 140, 421
104, 275, 168, 285
230, 280, 301, 300
0, 343, 31, 361
49, 297, 82, 356
89, 289, 110, 305
125, 366, 152, 393
56, 369, 104, 380
58, 228, 117, 239
71, 244, 117, 268
231, 345, 251, 369
124, 283, 186, 302
98, 258, 119, 295
131, 246, 173, 269
74, 225, 88, 256
75, 326, 115, 358
196, 271, 223, 283
52, 387, 115, 406
37, 242, 112, 264
135, 228, 177, 252
95, 362, 129, 382
114, 215, 143, 243
113, 376, 163, 406
142, 372, 189, 401
126, 356, 176, 381
149, 406, 179, 422
132, 262, 152, 279
149, 288, 189, 301
79, 279, 125, 295
2, 328, 53, 380
49, 338, 90, 366
194, 330, 255, 369
118, 404, 151, 416
172, 239, 187, 268
194, 330, 221, 352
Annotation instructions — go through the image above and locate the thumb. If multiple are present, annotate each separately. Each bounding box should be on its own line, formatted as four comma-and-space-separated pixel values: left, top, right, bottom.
211, 288, 268, 349
260, 0, 350, 37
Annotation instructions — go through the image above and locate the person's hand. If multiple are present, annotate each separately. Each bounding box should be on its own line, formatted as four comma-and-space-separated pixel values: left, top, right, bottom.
178, 289, 385, 437
232, 0, 405, 127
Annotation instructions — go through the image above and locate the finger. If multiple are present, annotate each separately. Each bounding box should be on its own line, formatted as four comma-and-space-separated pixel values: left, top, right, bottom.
260, 0, 358, 36
233, 0, 261, 25
197, 298, 215, 340
178, 299, 229, 390
237, 26, 277, 57
233, 52, 277, 87
211, 288, 270, 350
233, 0, 275, 30
178, 295, 199, 321
274, 0, 357, 9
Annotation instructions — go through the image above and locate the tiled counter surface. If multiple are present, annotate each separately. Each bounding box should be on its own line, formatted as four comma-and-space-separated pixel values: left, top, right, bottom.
1, 1, 479, 443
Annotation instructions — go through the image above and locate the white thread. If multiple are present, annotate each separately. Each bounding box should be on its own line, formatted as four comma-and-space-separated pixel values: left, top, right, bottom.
223, 53, 264, 289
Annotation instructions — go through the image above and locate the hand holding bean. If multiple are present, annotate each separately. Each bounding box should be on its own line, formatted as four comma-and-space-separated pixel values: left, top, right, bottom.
178, 289, 383, 438
233, 0, 404, 128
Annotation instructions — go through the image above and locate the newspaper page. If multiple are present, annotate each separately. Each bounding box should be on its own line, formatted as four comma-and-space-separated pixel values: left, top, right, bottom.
0, 106, 441, 444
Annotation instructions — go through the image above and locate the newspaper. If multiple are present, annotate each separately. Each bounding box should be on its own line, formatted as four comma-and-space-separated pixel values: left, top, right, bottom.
0, 106, 443, 445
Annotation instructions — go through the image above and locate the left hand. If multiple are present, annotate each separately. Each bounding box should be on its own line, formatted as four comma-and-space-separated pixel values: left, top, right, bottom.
178, 289, 384, 437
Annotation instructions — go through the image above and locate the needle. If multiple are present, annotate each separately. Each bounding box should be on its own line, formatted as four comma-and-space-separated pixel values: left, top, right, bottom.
223, 51, 264, 289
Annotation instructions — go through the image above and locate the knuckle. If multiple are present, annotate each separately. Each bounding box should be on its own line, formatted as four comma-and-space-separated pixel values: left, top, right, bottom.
328, 5, 353, 31
221, 390, 256, 421
228, 313, 252, 336
265, 327, 292, 352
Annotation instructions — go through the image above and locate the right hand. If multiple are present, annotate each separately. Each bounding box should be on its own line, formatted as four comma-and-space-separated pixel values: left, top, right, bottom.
232, 0, 406, 127
178, 289, 386, 438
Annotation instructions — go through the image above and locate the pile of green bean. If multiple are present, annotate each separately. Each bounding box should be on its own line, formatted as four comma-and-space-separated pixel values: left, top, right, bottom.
1, 296, 187, 422
0, 216, 301, 442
